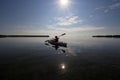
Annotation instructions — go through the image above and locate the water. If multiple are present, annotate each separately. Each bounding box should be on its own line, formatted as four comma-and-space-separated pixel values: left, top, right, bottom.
0, 37, 120, 80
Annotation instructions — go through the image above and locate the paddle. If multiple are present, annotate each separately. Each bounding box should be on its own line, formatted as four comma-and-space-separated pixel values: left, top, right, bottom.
58, 33, 66, 38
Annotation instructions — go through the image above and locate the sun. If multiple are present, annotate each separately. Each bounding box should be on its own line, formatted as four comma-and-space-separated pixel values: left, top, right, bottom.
60, 0, 69, 7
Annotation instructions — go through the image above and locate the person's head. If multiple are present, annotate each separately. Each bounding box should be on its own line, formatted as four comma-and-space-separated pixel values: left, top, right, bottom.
55, 36, 58, 38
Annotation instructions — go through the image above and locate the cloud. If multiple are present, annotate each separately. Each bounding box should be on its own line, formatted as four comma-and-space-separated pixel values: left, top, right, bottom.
104, 2, 120, 13
104, 9, 109, 13
48, 25, 104, 32
89, 15, 94, 18
109, 2, 120, 9
94, 2, 120, 14
95, 7, 105, 10
55, 16, 83, 26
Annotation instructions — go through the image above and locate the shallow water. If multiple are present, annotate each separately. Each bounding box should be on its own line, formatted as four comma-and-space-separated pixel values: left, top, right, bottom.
0, 37, 120, 80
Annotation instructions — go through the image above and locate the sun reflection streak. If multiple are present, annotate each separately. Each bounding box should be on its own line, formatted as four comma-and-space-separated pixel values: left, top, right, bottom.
60, 64, 66, 70
61, 64, 65, 69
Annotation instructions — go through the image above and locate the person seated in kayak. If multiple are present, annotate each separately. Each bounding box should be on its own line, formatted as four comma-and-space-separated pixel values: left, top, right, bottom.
54, 36, 59, 42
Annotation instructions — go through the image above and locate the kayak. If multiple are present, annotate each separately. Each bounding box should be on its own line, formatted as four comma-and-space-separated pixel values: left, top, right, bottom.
46, 40, 67, 47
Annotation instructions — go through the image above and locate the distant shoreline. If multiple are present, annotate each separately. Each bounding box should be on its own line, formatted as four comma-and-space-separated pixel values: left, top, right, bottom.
92, 35, 120, 38
0, 35, 49, 38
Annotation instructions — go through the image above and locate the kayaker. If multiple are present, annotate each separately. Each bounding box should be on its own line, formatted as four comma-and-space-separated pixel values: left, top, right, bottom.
55, 36, 59, 42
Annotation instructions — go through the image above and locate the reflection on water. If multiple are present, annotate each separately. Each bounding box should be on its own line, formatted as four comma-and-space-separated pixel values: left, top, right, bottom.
45, 38, 68, 55
0, 37, 120, 80
45, 38, 77, 56
59, 63, 66, 70
61, 64, 66, 69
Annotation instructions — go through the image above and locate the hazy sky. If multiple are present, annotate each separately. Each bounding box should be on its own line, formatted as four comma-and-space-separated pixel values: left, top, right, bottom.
0, 0, 120, 35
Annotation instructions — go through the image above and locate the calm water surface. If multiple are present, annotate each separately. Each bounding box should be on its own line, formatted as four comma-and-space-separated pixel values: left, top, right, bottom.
0, 37, 120, 80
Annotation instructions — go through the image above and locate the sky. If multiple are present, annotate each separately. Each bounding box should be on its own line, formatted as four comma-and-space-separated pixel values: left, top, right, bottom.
0, 0, 120, 36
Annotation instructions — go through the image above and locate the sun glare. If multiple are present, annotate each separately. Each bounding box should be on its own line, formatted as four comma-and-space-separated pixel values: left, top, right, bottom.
60, 0, 69, 7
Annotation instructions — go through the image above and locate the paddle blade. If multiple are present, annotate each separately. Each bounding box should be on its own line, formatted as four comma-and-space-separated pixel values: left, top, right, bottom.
61, 33, 66, 36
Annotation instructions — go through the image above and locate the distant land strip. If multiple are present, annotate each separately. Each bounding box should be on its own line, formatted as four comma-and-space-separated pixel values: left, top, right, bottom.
92, 35, 120, 38
0, 34, 49, 38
